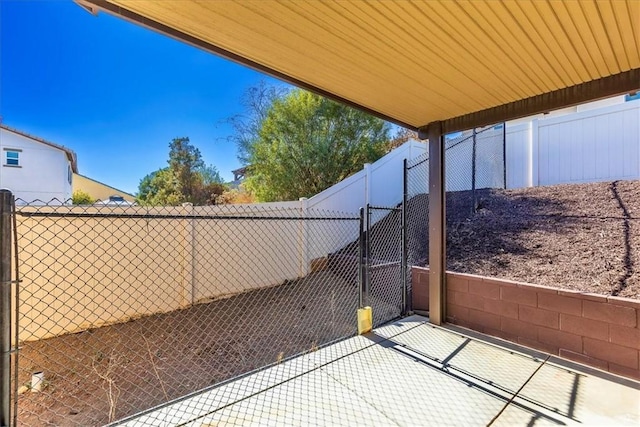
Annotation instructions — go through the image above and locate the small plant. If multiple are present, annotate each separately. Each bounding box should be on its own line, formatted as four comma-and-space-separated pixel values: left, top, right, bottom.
143, 336, 169, 400
71, 190, 95, 205
92, 350, 122, 423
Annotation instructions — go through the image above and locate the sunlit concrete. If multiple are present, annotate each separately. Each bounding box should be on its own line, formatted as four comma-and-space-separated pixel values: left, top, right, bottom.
117, 315, 639, 427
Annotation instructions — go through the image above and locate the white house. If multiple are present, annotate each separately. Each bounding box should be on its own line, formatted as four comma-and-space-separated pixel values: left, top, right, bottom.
0, 125, 78, 204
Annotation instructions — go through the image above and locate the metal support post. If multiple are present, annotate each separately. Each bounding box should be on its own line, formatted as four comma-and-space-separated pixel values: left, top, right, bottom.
502, 122, 507, 189
358, 207, 365, 308
401, 159, 408, 315
472, 127, 477, 212
1, 190, 13, 427
427, 122, 446, 325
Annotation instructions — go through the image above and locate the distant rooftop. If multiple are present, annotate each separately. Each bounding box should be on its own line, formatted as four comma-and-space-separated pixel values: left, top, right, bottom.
232, 166, 248, 182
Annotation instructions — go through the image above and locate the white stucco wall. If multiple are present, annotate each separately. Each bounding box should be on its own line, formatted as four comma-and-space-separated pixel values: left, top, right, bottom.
0, 128, 73, 204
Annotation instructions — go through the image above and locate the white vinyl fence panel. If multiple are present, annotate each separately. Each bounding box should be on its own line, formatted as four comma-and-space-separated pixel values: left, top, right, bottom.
307, 140, 426, 213
505, 122, 531, 189
507, 100, 640, 188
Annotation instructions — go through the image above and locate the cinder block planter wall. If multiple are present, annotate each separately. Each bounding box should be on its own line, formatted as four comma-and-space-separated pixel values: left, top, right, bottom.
412, 266, 640, 380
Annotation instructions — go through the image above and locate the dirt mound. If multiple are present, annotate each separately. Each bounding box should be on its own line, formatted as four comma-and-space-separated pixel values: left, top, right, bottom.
442, 179, 640, 299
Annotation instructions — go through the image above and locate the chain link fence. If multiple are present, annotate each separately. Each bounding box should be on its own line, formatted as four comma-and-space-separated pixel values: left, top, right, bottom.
404, 124, 506, 271
405, 154, 430, 269
0, 125, 509, 426
445, 125, 506, 212
8, 199, 378, 426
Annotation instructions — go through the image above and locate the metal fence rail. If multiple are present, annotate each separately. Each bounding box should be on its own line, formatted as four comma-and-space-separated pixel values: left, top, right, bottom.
7, 200, 378, 426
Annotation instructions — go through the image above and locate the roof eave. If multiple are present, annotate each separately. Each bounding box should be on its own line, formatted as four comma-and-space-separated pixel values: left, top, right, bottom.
79, 0, 640, 137
69, 154, 79, 174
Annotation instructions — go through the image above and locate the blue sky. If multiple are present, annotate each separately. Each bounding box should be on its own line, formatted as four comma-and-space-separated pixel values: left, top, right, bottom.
1, 0, 286, 194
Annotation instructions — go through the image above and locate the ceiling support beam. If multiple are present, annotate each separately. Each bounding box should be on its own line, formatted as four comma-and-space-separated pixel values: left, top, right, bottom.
427, 121, 446, 325
419, 69, 640, 137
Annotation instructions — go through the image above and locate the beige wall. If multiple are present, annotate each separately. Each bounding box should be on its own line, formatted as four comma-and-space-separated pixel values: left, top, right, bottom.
73, 174, 135, 202
17, 206, 187, 341
15, 203, 358, 342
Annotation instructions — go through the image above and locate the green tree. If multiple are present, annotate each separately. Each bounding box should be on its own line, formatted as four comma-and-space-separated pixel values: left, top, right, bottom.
243, 88, 390, 201
136, 168, 183, 206
168, 137, 205, 203
137, 138, 227, 206
200, 164, 224, 185
72, 190, 95, 205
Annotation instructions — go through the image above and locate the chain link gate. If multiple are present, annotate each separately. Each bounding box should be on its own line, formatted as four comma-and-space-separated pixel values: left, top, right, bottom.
362, 204, 407, 327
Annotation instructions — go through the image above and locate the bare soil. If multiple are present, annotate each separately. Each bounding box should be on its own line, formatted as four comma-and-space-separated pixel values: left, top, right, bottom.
16, 271, 360, 427
412, 179, 640, 299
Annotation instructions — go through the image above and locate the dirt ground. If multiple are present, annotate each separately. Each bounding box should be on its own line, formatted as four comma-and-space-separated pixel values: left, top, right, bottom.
411, 179, 640, 299
16, 260, 402, 427
17, 270, 361, 427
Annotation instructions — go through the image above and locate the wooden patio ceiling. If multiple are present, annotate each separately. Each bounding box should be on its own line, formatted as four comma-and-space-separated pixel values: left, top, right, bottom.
78, 0, 639, 134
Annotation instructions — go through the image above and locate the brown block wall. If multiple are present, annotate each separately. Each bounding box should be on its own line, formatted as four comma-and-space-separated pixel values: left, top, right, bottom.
411, 266, 640, 380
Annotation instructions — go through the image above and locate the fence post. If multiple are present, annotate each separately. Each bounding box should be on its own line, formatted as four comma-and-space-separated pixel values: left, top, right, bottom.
1, 189, 13, 427
365, 204, 371, 306
356, 206, 373, 334
181, 203, 195, 307
298, 197, 309, 277
401, 159, 408, 315
502, 122, 507, 189
358, 207, 365, 308
530, 119, 539, 187
364, 163, 371, 220
471, 127, 477, 212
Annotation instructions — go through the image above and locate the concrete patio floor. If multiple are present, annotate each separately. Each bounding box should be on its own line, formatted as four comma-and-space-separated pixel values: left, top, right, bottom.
116, 315, 639, 426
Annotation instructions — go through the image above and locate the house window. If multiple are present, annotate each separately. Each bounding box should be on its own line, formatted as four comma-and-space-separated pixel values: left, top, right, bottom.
68, 165, 72, 184
4, 149, 21, 167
